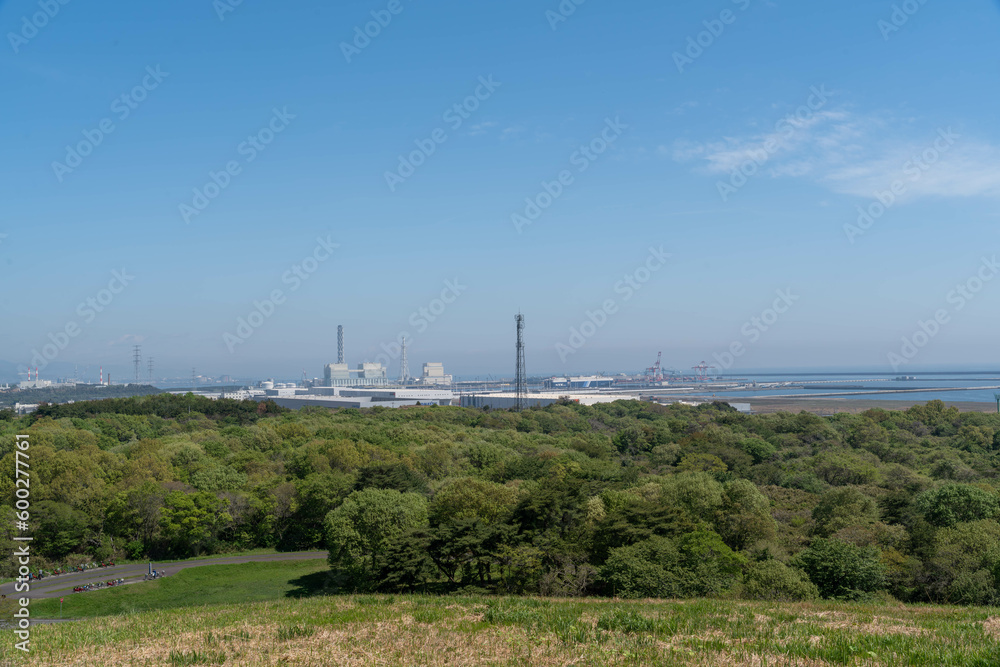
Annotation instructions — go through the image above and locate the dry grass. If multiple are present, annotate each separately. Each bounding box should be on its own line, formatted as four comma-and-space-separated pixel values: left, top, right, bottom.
9, 617, 634, 666
983, 616, 1000, 640
2, 595, 999, 666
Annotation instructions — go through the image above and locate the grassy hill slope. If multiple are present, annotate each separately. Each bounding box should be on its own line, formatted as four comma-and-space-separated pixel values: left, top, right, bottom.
4, 594, 1000, 666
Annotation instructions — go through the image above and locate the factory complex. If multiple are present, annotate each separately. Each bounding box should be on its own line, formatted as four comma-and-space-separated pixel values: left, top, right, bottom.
233, 324, 641, 410
14, 321, 743, 414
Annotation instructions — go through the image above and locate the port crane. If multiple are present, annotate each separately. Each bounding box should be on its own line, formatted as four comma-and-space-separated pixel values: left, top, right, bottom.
692, 361, 716, 381
645, 352, 663, 382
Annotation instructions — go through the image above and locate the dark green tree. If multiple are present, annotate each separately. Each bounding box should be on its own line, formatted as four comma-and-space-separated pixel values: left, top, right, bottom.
794, 538, 886, 599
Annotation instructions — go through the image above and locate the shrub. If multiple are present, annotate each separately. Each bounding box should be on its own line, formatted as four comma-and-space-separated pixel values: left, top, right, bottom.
715, 479, 777, 550
674, 530, 746, 596
600, 536, 683, 599
740, 437, 777, 464
794, 538, 886, 600
916, 484, 999, 528
924, 520, 1000, 605
742, 560, 818, 601
811, 487, 879, 537
600, 531, 746, 599
677, 453, 728, 474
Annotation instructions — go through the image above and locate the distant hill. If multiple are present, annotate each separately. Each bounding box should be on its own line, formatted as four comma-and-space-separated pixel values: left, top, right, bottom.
0, 383, 162, 409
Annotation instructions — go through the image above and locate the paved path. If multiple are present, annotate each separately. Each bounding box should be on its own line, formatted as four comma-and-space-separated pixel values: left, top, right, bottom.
1, 551, 328, 601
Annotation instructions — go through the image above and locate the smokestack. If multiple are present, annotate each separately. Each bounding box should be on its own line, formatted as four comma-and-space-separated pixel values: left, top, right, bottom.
100, 367, 103, 385
337, 325, 345, 365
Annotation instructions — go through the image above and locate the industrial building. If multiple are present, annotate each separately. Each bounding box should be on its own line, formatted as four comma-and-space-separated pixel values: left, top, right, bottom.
323, 362, 390, 387
18, 379, 54, 389
544, 376, 616, 389
320, 326, 393, 387
221, 389, 261, 401
460, 392, 643, 410
417, 362, 453, 386
256, 386, 454, 410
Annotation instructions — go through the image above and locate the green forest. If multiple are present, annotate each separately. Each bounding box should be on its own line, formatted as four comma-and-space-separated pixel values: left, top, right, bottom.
4, 395, 1000, 606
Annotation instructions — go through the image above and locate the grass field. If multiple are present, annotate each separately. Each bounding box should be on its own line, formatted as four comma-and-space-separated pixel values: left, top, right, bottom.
4, 590, 1000, 665
3, 559, 1000, 665
27, 559, 331, 620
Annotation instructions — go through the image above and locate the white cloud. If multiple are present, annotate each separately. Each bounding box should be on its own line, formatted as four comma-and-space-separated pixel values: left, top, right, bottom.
468, 121, 497, 137
693, 111, 853, 175
499, 125, 524, 141
824, 141, 1000, 201
673, 107, 1000, 201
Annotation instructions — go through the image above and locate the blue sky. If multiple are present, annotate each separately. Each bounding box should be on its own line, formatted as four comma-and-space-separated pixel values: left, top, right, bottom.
2, 0, 999, 382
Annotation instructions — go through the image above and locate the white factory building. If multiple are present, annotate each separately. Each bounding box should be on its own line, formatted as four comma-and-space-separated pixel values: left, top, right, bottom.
416, 362, 453, 386
18, 379, 79, 390
323, 362, 390, 387
256, 386, 454, 410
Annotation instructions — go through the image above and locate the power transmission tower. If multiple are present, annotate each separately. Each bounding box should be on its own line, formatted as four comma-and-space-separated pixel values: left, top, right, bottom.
148, 358, 154, 384
133, 345, 142, 383
515, 314, 526, 411
398, 337, 410, 384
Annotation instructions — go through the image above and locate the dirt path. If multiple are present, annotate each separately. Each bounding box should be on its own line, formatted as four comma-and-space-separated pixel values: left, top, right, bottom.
1, 551, 328, 601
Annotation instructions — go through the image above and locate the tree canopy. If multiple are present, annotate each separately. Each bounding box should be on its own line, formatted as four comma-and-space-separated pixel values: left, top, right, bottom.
4, 396, 1000, 604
